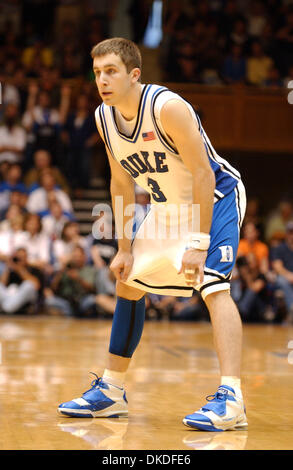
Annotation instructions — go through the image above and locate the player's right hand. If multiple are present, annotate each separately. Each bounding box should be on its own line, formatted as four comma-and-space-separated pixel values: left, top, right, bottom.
110, 250, 134, 282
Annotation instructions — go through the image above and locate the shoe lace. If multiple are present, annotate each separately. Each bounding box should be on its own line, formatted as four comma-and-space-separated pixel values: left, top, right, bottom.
82, 372, 102, 395
205, 389, 228, 403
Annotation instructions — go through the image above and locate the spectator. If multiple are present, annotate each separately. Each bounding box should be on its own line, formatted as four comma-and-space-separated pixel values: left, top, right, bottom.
42, 200, 72, 240
2, 76, 21, 108
222, 43, 247, 84
246, 40, 273, 86
231, 254, 272, 323
2, 67, 28, 114
265, 199, 293, 245
62, 93, 97, 191
161, 1, 196, 80
145, 294, 176, 320
168, 38, 201, 83
44, 245, 97, 316
0, 247, 43, 314
144, 292, 208, 321
0, 161, 10, 183
1, 29, 20, 62
169, 294, 208, 321
85, 1, 115, 38
229, 18, 248, 49
169, 292, 209, 321
0, 214, 26, 270
238, 221, 269, 274
26, 169, 73, 215
22, 83, 71, 162
198, 21, 225, 75
271, 221, 293, 322
0, 204, 23, 232
21, 37, 54, 73
59, 44, 83, 79
22, 213, 51, 270
24, 149, 70, 194
18, 20, 37, 49
83, 14, 106, 76
9, 190, 28, 216
37, 67, 61, 107
0, 163, 27, 214
246, 0, 268, 38
54, 19, 80, 56
175, 55, 202, 83
0, 103, 26, 164
52, 221, 89, 269
220, 0, 245, 37
260, 21, 276, 58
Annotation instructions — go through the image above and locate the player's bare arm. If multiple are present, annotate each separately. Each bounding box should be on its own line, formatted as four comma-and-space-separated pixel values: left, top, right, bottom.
109, 149, 136, 282
160, 99, 216, 285
98, 123, 136, 281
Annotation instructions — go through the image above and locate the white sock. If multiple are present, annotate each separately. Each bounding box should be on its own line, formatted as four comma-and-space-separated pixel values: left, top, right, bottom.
221, 376, 242, 398
103, 369, 126, 389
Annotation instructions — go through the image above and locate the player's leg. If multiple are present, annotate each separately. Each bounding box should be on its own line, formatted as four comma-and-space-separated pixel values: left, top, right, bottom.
58, 282, 146, 418
205, 290, 242, 378
183, 182, 247, 431
183, 288, 247, 432
104, 281, 145, 376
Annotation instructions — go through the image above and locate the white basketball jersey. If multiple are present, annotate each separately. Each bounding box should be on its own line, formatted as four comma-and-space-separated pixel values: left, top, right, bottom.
95, 84, 241, 208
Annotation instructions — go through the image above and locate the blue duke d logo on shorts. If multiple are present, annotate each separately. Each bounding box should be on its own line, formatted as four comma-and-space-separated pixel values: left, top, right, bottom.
219, 246, 233, 262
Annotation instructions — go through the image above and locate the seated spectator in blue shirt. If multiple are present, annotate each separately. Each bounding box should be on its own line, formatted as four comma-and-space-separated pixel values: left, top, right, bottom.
222, 43, 247, 84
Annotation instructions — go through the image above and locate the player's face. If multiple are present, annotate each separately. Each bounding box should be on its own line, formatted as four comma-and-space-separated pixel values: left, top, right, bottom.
93, 53, 135, 106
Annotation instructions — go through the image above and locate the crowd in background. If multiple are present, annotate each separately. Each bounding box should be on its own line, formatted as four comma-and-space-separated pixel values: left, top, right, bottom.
0, 0, 293, 323
161, 0, 293, 85
1, 0, 293, 88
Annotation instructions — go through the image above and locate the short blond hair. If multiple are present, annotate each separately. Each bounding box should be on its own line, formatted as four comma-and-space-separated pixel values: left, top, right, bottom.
91, 37, 142, 76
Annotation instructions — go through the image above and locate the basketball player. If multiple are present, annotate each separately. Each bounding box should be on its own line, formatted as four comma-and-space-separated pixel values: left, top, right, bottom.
58, 38, 248, 432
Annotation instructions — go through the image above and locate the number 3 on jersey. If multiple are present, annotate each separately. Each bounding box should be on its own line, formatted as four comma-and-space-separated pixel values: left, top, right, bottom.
147, 177, 167, 202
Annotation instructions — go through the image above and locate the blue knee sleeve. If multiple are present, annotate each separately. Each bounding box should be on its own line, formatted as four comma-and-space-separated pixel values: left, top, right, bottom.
109, 296, 145, 358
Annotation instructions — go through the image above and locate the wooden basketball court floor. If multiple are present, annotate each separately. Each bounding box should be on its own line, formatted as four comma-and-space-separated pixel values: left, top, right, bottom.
0, 315, 293, 451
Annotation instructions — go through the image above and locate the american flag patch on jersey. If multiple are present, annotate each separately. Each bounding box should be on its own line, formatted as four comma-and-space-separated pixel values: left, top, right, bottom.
142, 131, 156, 141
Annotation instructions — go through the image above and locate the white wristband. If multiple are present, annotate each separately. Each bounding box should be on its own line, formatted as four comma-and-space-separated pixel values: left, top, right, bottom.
185, 232, 210, 251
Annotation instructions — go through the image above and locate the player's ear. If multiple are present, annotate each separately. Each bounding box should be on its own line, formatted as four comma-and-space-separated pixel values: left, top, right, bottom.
130, 68, 141, 83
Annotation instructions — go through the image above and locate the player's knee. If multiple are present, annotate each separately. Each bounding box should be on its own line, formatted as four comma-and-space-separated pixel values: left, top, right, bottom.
203, 288, 231, 307
116, 281, 145, 301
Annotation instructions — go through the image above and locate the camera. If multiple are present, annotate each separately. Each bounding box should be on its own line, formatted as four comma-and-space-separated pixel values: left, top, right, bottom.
12, 256, 19, 263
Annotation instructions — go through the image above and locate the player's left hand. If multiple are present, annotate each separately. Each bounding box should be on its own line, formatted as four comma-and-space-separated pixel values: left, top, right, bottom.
178, 249, 207, 286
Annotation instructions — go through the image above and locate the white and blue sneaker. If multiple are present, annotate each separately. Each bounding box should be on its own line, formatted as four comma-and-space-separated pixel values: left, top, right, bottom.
58, 373, 128, 418
183, 385, 248, 432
